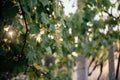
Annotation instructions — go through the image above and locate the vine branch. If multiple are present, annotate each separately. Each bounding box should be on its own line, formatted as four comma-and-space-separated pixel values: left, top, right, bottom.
89, 58, 95, 68
97, 62, 103, 80
88, 61, 99, 76
104, 10, 119, 19
18, 0, 28, 54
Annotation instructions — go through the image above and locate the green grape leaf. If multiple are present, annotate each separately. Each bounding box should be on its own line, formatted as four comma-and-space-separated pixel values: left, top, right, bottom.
97, 0, 110, 9
29, 23, 40, 34
105, 18, 117, 25
102, 0, 111, 9
41, 12, 49, 24
63, 42, 74, 53
102, 39, 108, 47
93, 20, 103, 29
39, 0, 49, 7
26, 46, 36, 64
46, 46, 52, 54
97, 1, 102, 8
0, 48, 6, 55
89, 0, 96, 5
49, 24, 55, 32
1, 0, 19, 19
81, 42, 90, 56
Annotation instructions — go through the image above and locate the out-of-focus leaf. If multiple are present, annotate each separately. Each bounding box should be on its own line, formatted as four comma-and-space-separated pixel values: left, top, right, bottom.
1, 0, 19, 19
81, 23, 89, 35
0, 48, 6, 55
26, 45, 36, 64
97, 0, 110, 9
22, 5, 31, 16
46, 46, 52, 54
62, 28, 70, 39
88, 0, 96, 5
105, 18, 118, 25
93, 20, 104, 29
102, 39, 108, 47
39, 0, 49, 7
33, 63, 42, 70
81, 42, 91, 56
27, 0, 37, 8
62, 42, 74, 54
40, 35, 50, 48
83, 7, 97, 21
41, 12, 49, 24
49, 24, 55, 32
29, 23, 40, 34
102, 0, 111, 9
118, 4, 120, 10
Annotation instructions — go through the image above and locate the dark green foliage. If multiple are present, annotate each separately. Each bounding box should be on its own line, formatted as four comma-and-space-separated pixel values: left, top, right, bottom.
0, 0, 120, 79
118, 4, 120, 10
97, 0, 111, 9
0, 0, 19, 20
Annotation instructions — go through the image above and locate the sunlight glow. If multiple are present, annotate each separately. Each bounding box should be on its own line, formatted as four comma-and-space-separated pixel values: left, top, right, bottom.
72, 52, 78, 57
61, 0, 77, 15
8, 31, 13, 38
4, 27, 9, 31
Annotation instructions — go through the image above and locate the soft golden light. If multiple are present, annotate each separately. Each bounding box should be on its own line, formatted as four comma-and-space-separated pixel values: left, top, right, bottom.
4, 27, 9, 31
8, 31, 13, 38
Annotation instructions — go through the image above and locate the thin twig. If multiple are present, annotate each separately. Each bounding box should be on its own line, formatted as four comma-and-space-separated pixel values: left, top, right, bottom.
88, 61, 99, 76
89, 58, 95, 68
104, 10, 118, 19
